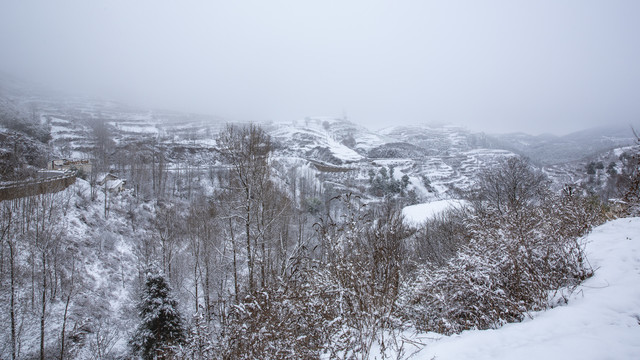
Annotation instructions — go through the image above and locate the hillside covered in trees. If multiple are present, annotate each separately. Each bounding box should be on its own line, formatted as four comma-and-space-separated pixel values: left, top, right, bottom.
1, 94, 639, 359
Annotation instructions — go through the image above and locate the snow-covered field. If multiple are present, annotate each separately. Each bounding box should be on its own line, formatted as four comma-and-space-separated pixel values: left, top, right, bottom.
402, 199, 467, 224
393, 217, 640, 360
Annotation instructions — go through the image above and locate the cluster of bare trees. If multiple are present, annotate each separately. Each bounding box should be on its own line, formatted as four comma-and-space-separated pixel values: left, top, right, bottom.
117, 124, 415, 359
0, 189, 80, 360
216, 123, 285, 295
106, 124, 323, 358
210, 193, 410, 359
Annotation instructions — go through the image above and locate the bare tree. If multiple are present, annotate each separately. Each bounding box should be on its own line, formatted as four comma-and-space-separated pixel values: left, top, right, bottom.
186, 197, 224, 321
217, 124, 272, 295
473, 156, 550, 216
153, 201, 185, 285
89, 118, 114, 201
1, 201, 17, 360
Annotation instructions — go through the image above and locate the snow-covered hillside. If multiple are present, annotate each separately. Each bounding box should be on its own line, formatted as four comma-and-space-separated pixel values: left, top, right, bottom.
268, 117, 366, 164
400, 217, 640, 360
379, 124, 479, 154
2, 76, 640, 360
3, 74, 637, 203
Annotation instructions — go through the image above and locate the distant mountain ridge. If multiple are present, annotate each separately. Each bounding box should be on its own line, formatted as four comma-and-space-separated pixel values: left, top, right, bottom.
2, 76, 637, 201
488, 125, 638, 165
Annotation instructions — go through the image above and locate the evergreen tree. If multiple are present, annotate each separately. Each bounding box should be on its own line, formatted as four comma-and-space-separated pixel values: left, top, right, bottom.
130, 269, 186, 359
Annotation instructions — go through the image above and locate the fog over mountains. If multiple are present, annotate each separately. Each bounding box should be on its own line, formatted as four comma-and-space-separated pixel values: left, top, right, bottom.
2, 1, 639, 135
2, 75, 636, 200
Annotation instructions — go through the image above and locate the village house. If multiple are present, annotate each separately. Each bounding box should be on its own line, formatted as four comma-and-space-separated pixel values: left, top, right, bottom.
48, 159, 92, 174
97, 173, 126, 193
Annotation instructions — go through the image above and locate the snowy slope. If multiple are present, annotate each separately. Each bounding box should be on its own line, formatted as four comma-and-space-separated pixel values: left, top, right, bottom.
379, 124, 479, 155
407, 217, 640, 360
267, 117, 390, 164
270, 123, 362, 163
402, 200, 467, 225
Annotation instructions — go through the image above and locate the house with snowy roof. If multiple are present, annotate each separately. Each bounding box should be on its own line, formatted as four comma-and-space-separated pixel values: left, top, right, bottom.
97, 173, 126, 193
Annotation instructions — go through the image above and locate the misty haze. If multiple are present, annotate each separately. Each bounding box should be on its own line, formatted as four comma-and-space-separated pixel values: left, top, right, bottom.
1, 1, 640, 359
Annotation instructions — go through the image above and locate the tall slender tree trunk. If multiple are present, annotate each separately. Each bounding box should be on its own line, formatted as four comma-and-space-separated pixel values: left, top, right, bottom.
193, 257, 199, 312
9, 241, 16, 360
60, 258, 75, 360
203, 257, 211, 322
40, 253, 46, 360
229, 219, 239, 304
104, 182, 108, 219
245, 188, 253, 294
201, 225, 211, 321
60, 293, 71, 360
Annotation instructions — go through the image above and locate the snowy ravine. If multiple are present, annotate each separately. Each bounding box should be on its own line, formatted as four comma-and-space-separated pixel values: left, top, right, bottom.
404, 217, 640, 360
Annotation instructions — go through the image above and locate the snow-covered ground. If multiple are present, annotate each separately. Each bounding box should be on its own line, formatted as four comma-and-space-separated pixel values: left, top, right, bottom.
394, 217, 640, 360
402, 199, 467, 224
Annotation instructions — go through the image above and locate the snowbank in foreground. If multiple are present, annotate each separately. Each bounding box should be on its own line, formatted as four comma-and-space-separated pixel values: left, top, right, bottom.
402, 199, 466, 225
410, 217, 640, 360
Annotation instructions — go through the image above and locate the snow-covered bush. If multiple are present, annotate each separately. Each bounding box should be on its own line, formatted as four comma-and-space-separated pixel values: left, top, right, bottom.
218, 195, 411, 359
411, 208, 469, 267
316, 195, 410, 359
174, 312, 217, 360
403, 157, 603, 335
220, 278, 339, 359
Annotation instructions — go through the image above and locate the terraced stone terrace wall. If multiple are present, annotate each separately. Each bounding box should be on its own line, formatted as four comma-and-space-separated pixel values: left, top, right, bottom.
0, 170, 76, 201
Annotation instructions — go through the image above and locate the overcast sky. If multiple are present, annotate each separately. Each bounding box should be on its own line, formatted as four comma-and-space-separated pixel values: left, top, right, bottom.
1, 0, 639, 135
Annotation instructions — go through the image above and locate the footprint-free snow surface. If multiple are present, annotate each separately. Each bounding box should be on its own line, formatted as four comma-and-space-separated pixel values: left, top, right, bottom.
409, 217, 640, 360
402, 199, 467, 224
